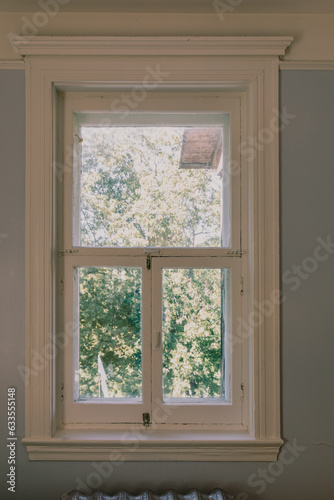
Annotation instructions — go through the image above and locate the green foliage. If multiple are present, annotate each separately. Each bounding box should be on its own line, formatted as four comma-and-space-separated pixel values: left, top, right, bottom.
79, 267, 142, 398
77, 126, 226, 400
162, 268, 223, 399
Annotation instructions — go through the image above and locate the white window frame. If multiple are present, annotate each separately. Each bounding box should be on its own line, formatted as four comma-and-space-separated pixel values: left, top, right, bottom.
60, 91, 243, 429
12, 35, 293, 461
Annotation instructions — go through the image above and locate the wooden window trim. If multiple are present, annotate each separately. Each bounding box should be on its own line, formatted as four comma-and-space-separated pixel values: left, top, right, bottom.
11, 35, 293, 461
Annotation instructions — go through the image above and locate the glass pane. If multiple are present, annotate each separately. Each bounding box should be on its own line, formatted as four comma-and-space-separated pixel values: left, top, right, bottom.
75, 121, 227, 248
74, 266, 142, 400
162, 268, 230, 401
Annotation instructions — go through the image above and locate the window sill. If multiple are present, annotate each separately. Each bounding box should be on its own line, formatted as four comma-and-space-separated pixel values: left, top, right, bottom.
23, 429, 283, 461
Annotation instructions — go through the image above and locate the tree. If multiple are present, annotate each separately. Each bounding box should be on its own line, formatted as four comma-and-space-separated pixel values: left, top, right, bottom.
79, 266, 142, 398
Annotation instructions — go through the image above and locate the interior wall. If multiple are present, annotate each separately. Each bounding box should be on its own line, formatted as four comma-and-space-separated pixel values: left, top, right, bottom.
0, 69, 334, 500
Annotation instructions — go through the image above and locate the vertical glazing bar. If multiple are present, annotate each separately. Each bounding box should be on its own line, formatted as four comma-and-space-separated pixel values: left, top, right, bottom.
72, 114, 82, 246
72, 267, 80, 401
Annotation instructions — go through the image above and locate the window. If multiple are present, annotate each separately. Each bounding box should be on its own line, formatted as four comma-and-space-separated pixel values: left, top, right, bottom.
60, 93, 244, 429
13, 35, 293, 461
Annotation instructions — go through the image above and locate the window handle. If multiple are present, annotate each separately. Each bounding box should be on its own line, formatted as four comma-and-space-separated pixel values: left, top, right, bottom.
154, 331, 161, 349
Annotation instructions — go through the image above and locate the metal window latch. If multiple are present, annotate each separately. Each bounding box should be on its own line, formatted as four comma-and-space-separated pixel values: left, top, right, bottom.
142, 412, 151, 428
144, 249, 161, 269
57, 249, 79, 256
226, 250, 246, 257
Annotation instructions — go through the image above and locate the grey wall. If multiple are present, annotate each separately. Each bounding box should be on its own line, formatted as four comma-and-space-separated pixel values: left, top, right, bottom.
0, 70, 333, 500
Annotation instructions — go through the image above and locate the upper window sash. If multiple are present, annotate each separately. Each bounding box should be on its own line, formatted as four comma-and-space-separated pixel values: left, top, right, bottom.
61, 91, 241, 252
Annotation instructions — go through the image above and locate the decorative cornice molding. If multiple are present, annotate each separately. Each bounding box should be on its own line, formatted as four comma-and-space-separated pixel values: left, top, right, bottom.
0, 59, 24, 69
280, 59, 334, 70
2, 58, 333, 72
9, 35, 293, 57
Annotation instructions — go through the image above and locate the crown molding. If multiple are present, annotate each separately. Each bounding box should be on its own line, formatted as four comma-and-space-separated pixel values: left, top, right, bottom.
9, 35, 293, 58
2, 57, 334, 72
0, 59, 24, 69
3, 58, 334, 71
280, 59, 334, 70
